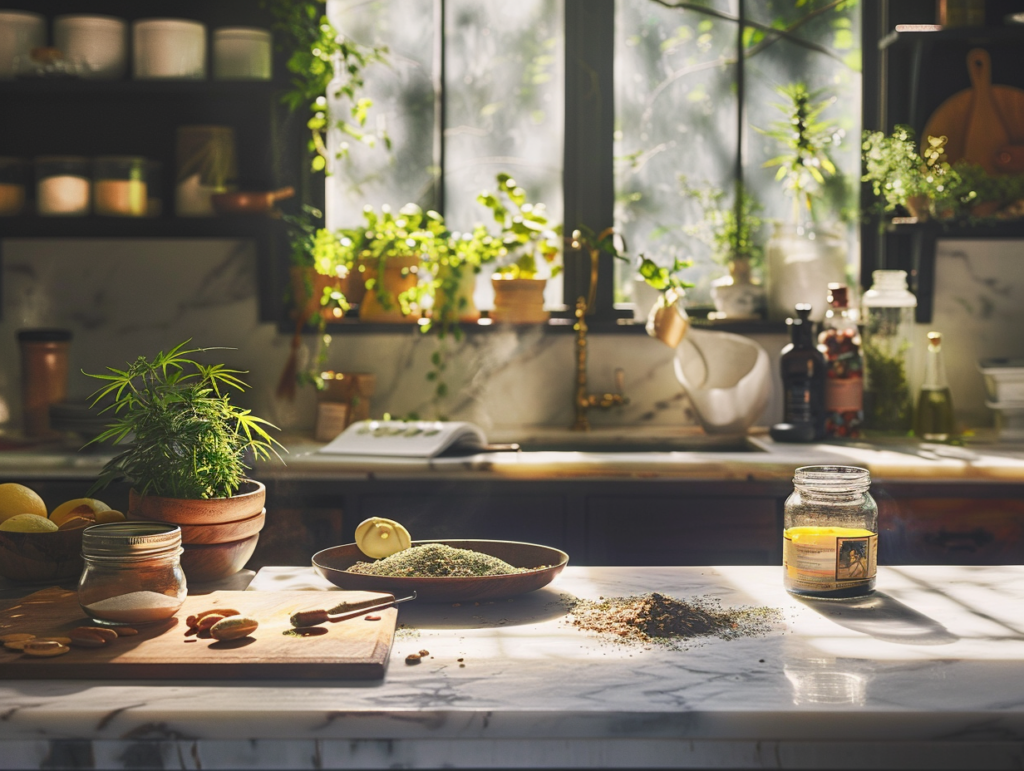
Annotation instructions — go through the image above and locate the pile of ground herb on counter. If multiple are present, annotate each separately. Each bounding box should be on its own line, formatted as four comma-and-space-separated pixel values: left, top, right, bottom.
565, 592, 782, 647
347, 543, 532, 578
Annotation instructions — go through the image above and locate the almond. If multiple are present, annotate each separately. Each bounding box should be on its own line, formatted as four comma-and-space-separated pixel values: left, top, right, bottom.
196, 614, 226, 633
77, 626, 118, 643
209, 616, 258, 641
69, 628, 108, 648
115, 627, 138, 637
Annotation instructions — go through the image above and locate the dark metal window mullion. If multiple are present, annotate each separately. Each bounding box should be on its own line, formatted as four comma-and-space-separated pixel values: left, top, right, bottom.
735, 0, 745, 237
434, 0, 446, 217
562, 0, 620, 320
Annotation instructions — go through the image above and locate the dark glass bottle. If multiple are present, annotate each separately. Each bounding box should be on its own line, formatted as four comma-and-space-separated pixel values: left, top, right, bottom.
818, 284, 864, 438
780, 303, 826, 440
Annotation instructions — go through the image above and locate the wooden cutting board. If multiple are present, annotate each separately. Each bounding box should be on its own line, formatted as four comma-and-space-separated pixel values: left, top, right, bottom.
922, 48, 1024, 173
0, 587, 398, 680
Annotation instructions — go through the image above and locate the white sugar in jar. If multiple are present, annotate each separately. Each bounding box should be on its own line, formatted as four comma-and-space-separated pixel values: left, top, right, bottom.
36, 156, 91, 216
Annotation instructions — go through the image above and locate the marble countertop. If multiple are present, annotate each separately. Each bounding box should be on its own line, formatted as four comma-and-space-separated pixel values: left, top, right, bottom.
2, 565, 1023, 769
3, 428, 1024, 484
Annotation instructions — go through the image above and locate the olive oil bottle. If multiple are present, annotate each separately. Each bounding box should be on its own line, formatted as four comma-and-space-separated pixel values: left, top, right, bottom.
915, 331, 955, 441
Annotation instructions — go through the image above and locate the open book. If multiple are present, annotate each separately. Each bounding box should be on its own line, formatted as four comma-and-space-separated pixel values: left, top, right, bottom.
318, 420, 490, 458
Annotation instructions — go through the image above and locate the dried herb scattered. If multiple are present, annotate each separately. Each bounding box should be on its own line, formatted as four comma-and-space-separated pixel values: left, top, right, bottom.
347, 543, 533, 578
565, 592, 782, 647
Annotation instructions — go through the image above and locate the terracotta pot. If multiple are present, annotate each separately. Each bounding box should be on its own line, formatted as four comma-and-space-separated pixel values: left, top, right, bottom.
290, 267, 345, 324
490, 276, 549, 324
904, 194, 930, 221
434, 265, 480, 323
358, 255, 421, 322
127, 480, 266, 582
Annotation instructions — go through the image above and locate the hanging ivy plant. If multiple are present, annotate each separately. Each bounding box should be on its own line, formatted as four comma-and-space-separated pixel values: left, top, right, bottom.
263, 0, 390, 172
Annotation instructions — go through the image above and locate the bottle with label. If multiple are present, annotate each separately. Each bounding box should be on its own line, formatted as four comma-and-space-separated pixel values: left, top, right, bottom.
778, 303, 826, 441
861, 270, 916, 434
783, 465, 878, 599
915, 331, 955, 441
818, 283, 863, 438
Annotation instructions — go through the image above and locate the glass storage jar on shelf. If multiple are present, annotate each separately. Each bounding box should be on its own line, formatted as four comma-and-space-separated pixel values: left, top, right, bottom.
78, 522, 187, 626
93, 156, 148, 217
36, 156, 91, 216
783, 465, 878, 600
0, 157, 27, 216
862, 270, 917, 434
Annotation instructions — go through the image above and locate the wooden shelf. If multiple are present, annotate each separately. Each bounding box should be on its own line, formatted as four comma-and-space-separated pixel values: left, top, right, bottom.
880, 25, 1024, 50
0, 216, 285, 240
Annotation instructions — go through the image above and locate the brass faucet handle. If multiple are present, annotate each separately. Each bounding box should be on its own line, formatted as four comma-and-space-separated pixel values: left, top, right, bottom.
614, 367, 625, 394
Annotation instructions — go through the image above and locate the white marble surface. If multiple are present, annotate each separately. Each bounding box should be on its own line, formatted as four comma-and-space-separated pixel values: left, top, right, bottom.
2, 565, 1024, 769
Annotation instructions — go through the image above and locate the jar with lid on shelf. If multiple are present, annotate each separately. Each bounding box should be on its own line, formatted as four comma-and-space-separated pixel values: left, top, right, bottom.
862, 270, 917, 434
36, 156, 91, 216
94, 156, 148, 217
0, 157, 28, 216
783, 465, 878, 600
78, 522, 187, 626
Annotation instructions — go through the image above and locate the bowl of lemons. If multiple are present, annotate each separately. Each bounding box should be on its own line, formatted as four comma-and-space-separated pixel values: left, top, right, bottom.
0, 483, 125, 584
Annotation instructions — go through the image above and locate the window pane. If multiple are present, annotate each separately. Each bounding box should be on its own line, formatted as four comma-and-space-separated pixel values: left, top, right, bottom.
445, 0, 564, 310
326, 0, 437, 225
614, 0, 740, 309
744, 0, 863, 287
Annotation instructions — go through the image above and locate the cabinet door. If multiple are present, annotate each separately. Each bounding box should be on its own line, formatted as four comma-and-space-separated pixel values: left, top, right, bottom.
358, 494, 567, 549
880, 498, 1024, 565
586, 497, 779, 566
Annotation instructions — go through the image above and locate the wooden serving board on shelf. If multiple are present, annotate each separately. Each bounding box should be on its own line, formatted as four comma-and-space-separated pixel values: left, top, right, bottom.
0, 587, 398, 680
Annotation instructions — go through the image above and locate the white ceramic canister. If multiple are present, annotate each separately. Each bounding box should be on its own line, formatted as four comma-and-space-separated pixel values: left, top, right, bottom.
0, 11, 45, 79
54, 15, 128, 80
213, 27, 272, 80
133, 18, 206, 79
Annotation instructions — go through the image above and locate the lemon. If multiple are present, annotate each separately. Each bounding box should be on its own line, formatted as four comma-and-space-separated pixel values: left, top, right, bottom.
355, 517, 412, 559
49, 498, 110, 527
0, 483, 47, 525
0, 514, 58, 533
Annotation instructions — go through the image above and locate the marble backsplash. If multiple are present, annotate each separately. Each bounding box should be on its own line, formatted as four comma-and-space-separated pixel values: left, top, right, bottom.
0, 236, 1016, 438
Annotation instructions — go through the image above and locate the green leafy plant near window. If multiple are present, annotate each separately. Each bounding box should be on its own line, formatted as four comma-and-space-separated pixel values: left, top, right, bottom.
757, 82, 845, 223
678, 178, 765, 271
263, 0, 390, 172
86, 342, 283, 500
477, 173, 562, 279
861, 126, 957, 218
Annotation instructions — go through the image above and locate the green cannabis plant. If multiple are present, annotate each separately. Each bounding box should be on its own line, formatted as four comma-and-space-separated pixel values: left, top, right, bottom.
86, 342, 282, 500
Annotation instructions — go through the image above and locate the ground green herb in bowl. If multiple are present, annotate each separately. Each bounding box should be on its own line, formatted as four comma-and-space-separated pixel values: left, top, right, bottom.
347, 543, 533, 578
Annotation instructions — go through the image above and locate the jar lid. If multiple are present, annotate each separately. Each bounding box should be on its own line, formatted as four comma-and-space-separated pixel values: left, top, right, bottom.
17, 328, 72, 342
794, 465, 871, 492
83, 521, 181, 559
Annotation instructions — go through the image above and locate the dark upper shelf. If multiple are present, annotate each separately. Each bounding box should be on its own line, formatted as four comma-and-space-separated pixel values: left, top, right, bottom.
879, 25, 1024, 50
0, 79, 289, 98
0, 216, 285, 239
886, 218, 1024, 238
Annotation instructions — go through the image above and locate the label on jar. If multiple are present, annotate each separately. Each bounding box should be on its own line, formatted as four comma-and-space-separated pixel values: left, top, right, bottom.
825, 376, 863, 412
783, 527, 877, 592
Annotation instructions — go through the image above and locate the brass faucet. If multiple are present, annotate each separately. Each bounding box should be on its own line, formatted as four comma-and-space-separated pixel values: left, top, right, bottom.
571, 229, 628, 431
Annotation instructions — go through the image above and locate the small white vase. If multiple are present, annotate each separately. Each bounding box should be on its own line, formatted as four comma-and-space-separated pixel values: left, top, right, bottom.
765, 223, 847, 322
710, 258, 765, 319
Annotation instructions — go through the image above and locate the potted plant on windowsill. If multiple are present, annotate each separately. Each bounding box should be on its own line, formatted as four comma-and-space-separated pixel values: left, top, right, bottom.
86, 342, 283, 583
332, 203, 446, 323
679, 178, 766, 320
757, 82, 849, 322
477, 173, 562, 324
637, 255, 694, 349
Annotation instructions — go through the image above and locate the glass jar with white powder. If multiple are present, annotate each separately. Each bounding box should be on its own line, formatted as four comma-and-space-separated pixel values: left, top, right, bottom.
36, 156, 91, 216
79, 522, 187, 626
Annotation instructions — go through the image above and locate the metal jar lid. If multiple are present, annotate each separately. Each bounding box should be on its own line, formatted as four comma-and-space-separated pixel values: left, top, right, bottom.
82, 521, 181, 559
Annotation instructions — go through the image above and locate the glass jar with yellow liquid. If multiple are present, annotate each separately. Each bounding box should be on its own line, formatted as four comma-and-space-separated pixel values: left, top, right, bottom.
783, 465, 877, 599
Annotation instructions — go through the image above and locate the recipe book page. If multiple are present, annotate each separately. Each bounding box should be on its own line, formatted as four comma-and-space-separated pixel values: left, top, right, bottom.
318, 420, 488, 457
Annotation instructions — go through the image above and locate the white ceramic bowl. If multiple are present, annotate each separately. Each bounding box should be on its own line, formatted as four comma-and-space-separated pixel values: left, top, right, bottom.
133, 18, 206, 79
673, 328, 771, 435
213, 27, 272, 80
979, 359, 1024, 405
55, 15, 127, 79
0, 10, 45, 79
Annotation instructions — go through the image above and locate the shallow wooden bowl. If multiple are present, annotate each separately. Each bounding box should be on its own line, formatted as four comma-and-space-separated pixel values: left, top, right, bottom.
0, 529, 84, 584
179, 534, 259, 584
130, 508, 265, 545
128, 480, 265, 525
312, 539, 569, 602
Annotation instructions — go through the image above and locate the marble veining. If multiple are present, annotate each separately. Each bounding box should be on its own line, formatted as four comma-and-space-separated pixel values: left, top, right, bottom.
2, 566, 1024, 768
